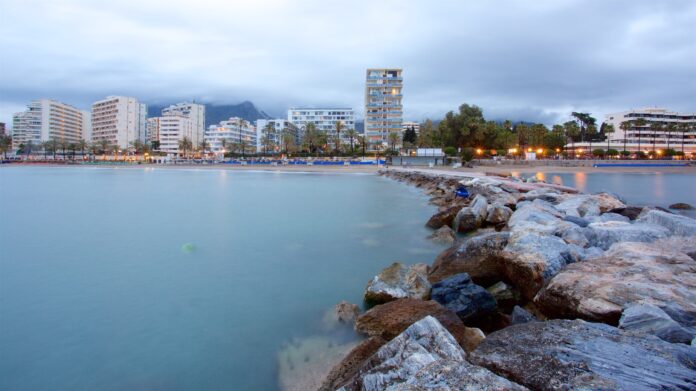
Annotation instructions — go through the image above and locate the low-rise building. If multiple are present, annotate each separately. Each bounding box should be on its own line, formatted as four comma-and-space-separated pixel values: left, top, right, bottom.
287, 108, 355, 144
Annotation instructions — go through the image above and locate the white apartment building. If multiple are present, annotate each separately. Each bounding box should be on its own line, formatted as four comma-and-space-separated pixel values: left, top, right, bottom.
365, 68, 403, 147
91, 96, 147, 149
11, 99, 90, 148
158, 115, 194, 156
255, 119, 299, 152
204, 117, 256, 154
402, 121, 420, 135
161, 102, 205, 146
147, 117, 160, 143
287, 108, 355, 144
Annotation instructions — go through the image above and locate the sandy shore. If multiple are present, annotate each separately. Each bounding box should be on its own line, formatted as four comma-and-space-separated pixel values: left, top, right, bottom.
4, 162, 695, 175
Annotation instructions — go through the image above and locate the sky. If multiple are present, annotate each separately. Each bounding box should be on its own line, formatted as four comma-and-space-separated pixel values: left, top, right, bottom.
1, 0, 695, 127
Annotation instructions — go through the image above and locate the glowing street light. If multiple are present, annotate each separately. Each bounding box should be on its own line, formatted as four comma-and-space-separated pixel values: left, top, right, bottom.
476, 148, 483, 155
537, 148, 543, 154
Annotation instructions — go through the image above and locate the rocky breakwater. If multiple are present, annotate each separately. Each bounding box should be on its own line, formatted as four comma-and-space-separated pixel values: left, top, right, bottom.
314, 169, 696, 390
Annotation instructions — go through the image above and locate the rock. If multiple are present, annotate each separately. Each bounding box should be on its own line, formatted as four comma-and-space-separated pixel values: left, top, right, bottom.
485, 203, 513, 225
429, 231, 510, 286
599, 212, 630, 223
670, 202, 694, 210
521, 188, 561, 203
341, 316, 525, 391
364, 262, 431, 304
469, 319, 696, 390
585, 221, 669, 250
430, 273, 498, 330
486, 281, 521, 313
453, 194, 488, 232
510, 305, 536, 325
335, 301, 361, 324
562, 215, 590, 227
507, 200, 574, 236
561, 226, 589, 247
319, 337, 386, 391
608, 205, 644, 220
425, 203, 461, 229
426, 226, 456, 244
555, 195, 601, 217
637, 209, 696, 236
619, 303, 694, 344
535, 239, 696, 327
488, 192, 518, 209
501, 232, 574, 300
354, 298, 483, 353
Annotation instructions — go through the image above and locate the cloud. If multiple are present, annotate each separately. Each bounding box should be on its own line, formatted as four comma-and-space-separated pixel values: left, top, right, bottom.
0, 0, 694, 126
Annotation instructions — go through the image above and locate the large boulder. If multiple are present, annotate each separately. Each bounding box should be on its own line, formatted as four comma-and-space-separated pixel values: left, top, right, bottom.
670, 202, 694, 210
501, 232, 574, 300
637, 209, 696, 236
535, 239, 696, 327
469, 319, 696, 390
585, 221, 670, 250
426, 225, 456, 245
429, 231, 510, 286
430, 273, 498, 329
425, 203, 462, 229
340, 316, 526, 391
619, 303, 694, 344
555, 194, 601, 217
510, 305, 536, 325
354, 298, 484, 353
453, 194, 488, 232
364, 262, 431, 304
319, 337, 386, 391
485, 203, 513, 225
507, 200, 574, 236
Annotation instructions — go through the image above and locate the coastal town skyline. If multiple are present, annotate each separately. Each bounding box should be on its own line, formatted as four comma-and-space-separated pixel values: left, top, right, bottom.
1, 1, 695, 126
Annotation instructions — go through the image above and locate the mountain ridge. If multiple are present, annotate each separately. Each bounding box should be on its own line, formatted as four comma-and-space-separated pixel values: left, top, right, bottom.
147, 101, 272, 127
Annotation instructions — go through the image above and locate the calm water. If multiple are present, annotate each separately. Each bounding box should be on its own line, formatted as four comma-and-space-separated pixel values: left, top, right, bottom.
524, 171, 696, 217
0, 167, 445, 391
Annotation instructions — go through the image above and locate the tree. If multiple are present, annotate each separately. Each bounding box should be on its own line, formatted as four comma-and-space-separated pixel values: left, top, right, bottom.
237, 119, 248, 158
387, 131, 400, 154
45, 139, 59, 160
0, 134, 12, 159
417, 119, 437, 147
357, 135, 367, 158
402, 126, 417, 145
679, 122, 690, 156
619, 121, 631, 155
563, 121, 580, 158
58, 139, 68, 159
571, 112, 597, 142
333, 121, 344, 154
586, 124, 597, 153
634, 118, 647, 155
665, 122, 676, 151
198, 139, 210, 158
68, 143, 77, 160
650, 121, 662, 153
76, 139, 88, 159
151, 140, 160, 151
178, 137, 193, 158
345, 129, 357, 154
281, 129, 296, 154
262, 123, 275, 155
603, 123, 615, 152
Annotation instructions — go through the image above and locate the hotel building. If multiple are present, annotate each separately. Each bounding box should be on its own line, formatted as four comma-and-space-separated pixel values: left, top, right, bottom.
365, 68, 403, 147
287, 108, 355, 143
11, 99, 90, 148
255, 119, 299, 153
146, 117, 160, 143
570, 108, 696, 155
158, 115, 194, 156
91, 96, 147, 149
161, 102, 205, 146
204, 117, 257, 154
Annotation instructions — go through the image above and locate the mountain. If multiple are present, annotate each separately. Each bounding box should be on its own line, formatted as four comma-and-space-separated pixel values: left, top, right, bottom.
147, 101, 272, 126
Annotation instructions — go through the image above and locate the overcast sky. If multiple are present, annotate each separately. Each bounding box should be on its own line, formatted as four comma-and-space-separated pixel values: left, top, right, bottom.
1, 0, 695, 126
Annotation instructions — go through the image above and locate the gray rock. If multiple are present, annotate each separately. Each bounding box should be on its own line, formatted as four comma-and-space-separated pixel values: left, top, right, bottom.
364, 262, 431, 304
637, 209, 696, 236
619, 303, 694, 344
521, 188, 561, 202
507, 201, 574, 236
485, 203, 513, 225
340, 316, 526, 391
585, 221, 670, 250
469, 319, 696, 390
556, 195, 602, 217
453, 194, 488, 232
486, 281, 520, 313
431, 273, 497, 329
563, 215, 590, 227
561, 226, 590, 247
429, 231, 510, 286
600, 212, 631, 223
427, 225, 456, 244
510, 305, 536, 325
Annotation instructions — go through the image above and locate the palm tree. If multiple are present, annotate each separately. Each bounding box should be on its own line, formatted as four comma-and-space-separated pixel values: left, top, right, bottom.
178, 137, 193, 159
680, 122, 690, 156
334, 120, 344, 154
665, 122, 676, 151
586, 124, 597, 155
111, 143, 120, 160
302, 123, 318, 155
619, 121, 631, 155
58, 139, 68, 160
88, 141, 100, 161
237, 119, 247, 158
635, 118, 647, 155
649, 121, 663, 154
0, 134, 12, 159
346, 129, 357, 155
220, 138, 228, 158
281, 128, 296, 155
262, 123, 275, 156
563, 121, 579, 158
357, 135, 367, 158
77, 139, 88, 160
68, 143, 78, 160
198, 139, 210, 158
388, 131, 400, 154
97, 140, 110, 160
42, 141, 50, 159
604, 123, 615, 152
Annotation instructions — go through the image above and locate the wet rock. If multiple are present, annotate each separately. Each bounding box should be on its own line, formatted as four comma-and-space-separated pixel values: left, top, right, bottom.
429, 231, 510, 286
585, 221, 669, 250
426, 225, 456, 244
501, 232, 574, 300
485, 203, 513, 225
510, 305, 536, 325
562, 215, 590, 227
608, 205, 644, 220
319, 337, 386, 391
278, 336, 359, 391
341, 316, 525, 391
535, 239, 696, 326
469, 319, 696, 391
670, 202, 694, 210
619, 303, 694, 344
334, 301, 361, 324
637, 208, 696, 236
431, 273, 497, 329
453, 194, 488, 232
486, 281, 520, 313
425, 203, 462, 230
364, 262, 431, 304
354, 298, 483, 353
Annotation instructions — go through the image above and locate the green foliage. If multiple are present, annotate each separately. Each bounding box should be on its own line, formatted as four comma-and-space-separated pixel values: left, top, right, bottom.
635, 151, 647, 159
665, 149, 677, 157
620, 150, 631, 157
443, 146, 457, 156
607, 149, 619, 156
461, 147, 474, 162
592, 149, 605, 157
402, 126, 417, 144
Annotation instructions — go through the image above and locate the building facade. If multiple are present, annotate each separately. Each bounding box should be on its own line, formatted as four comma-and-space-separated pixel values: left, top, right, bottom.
146, 117, 160, 143
11, 99, 90, 148
204, 117, 256, 155
402, 121, 420, 135
255, 119, 299, 153
287, 108, 355, 143
0, 122, 5, 136
161, 102, 205, 146
365, 68, 403, 148
158, 115, 194, 156
91, 96, 146, 149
